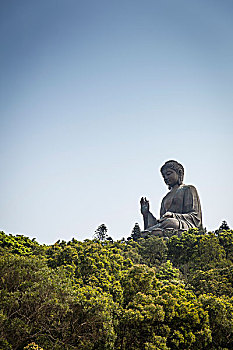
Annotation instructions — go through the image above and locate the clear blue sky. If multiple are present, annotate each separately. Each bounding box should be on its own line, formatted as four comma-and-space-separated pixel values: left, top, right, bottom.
1, 0, 233, 244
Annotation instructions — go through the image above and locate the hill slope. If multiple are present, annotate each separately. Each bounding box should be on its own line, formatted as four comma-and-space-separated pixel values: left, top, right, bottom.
1, 229, 233, 350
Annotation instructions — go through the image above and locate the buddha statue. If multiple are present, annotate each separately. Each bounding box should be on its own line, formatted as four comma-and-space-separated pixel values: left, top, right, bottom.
140, 160, 202, 234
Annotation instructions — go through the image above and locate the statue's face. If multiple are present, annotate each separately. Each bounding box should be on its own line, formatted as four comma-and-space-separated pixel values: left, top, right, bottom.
162, 167, 179, 188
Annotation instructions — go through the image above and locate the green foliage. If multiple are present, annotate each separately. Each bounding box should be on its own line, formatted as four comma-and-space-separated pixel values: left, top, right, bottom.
0, 254, 116, 350
200, 294, 233, 350
118, 265, 211, 350
1, 229, 233, 349
46, 238, 132, 303
167, 231, 227, 276
156, 260, 180, 281
217, 230, 233, 261
0, 231, 45, 256
0, 254, 69, 349
24, 343, 44, 350
138, 236, 168, 267
190, 266, 233, 297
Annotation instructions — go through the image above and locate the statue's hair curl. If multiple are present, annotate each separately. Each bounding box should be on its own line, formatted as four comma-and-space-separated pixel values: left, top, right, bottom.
160, 160, 184, 185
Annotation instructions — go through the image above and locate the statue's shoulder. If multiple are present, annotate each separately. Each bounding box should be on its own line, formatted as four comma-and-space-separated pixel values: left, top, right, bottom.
180, 184, 199, 194
181, 184, 196, 190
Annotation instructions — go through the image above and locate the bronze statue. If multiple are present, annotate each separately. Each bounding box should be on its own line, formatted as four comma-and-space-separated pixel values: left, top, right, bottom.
140, 160, 202, 234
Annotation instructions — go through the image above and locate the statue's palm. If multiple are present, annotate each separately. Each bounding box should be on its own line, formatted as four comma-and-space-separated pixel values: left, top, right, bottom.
140, 197, 149, 215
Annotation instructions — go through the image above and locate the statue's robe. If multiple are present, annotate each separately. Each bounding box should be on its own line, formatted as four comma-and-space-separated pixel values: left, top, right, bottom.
147, 184, 202, 230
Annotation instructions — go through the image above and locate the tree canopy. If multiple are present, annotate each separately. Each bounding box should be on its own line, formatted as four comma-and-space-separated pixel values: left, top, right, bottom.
1, 228, 233, 350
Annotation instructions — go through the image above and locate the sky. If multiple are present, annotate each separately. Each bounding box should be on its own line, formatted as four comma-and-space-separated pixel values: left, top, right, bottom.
1, 0, 233, 244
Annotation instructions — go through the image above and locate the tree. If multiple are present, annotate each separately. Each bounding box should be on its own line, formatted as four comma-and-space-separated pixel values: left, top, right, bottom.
129, 223, 141, 241
2, 229, 233, 350
167, 231, 226, 277
0, 254, 117, 350
138, 236, 168, 267
200, 294, 233, 350
94, 224, 108, 241
219, 220, 230, 231
118, 265, 211, 350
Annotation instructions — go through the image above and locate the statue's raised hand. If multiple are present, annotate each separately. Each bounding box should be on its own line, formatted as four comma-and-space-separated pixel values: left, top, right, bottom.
140, 197, 149, 216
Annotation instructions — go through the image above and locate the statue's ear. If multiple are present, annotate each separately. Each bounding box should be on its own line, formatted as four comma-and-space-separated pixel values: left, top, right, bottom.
178, 169, 183, 184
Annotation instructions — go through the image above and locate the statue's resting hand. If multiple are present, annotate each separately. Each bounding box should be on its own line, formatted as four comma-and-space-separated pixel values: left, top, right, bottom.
159, 211, 174, 222
140, 197, 150, 216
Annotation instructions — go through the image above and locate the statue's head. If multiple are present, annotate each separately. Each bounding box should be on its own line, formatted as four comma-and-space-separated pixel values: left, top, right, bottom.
160, 160, 184, 189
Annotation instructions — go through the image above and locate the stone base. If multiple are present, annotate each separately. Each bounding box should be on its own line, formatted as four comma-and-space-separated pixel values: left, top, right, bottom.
141, 228, 186, 238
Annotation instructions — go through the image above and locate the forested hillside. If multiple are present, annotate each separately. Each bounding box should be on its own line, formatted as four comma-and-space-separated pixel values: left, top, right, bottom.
1, 228, 233, 350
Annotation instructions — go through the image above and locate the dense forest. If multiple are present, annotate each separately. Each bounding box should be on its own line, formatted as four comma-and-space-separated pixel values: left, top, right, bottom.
1, 225, 233, 350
